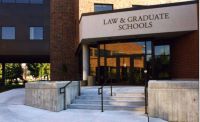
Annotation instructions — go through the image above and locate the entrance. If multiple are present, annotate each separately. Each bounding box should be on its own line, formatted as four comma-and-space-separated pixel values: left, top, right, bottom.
106, 55, 145, 85
89, 41, 149, 86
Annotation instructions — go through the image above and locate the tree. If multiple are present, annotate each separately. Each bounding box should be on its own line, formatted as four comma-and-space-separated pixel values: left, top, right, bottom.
5, 63, 23, 84
27, 63, 50, 80
0, 64, 2, 80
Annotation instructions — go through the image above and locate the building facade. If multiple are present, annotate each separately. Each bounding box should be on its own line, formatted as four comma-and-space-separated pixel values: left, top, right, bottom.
0, 0, 50, 85
0, 0, 198, 85
79, 0, 198, 85
0, 0, 50, 63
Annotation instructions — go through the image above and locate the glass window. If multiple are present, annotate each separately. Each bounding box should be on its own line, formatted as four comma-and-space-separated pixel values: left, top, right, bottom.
16, 0, 29, 3
30, 27, 44, 40
94, 4, 113, 12
2, 27, 15, 40
155, 45, 170, 55
146, 41, 152, 54
2, 0, 15, 3
154, 45, 170, 79
30, 0, 43, 4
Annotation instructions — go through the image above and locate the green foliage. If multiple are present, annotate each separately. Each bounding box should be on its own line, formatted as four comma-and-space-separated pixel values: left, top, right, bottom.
27, 63, 50, 79
27, 63, 41, 78
0, 64, 2, 79
5, 63, 23, 81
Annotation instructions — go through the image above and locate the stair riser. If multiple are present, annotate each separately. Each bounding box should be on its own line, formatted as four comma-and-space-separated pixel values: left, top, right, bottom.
114, 94, 144, 97
76, 97, 144, 101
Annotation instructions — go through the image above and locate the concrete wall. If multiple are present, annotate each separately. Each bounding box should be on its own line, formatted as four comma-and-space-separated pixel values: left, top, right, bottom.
79, 0, 193, 17
148, 80, 199, 122
25, 81, 80, 112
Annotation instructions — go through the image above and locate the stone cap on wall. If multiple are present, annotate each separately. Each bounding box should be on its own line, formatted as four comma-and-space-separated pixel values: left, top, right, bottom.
25, 81, 80, 89
148, 80, 199, 89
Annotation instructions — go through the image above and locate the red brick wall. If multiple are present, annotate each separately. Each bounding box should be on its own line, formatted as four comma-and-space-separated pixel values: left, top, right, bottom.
50, 0, 80, 80
171, 31, 199, 79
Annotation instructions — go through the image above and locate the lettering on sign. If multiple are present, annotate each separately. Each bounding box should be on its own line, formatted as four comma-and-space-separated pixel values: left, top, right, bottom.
103, 13, 170, 30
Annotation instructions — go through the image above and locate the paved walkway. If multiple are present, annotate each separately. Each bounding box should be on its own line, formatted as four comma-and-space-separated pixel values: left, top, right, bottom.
0, 88, 167, 122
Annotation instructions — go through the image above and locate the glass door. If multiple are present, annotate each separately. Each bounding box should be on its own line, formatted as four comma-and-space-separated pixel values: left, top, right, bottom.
119, 57, 130, 84
130, 55, 145, 85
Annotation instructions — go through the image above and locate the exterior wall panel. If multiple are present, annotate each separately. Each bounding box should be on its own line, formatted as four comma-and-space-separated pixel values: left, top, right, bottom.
0, 1, 50, 56
171, 31, 199, 79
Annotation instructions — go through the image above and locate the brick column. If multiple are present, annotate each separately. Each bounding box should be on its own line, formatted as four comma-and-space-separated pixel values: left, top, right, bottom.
50, 0, 79, 80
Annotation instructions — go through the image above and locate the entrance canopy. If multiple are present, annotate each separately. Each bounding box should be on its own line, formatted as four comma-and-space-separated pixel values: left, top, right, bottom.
79, 2, 198, 43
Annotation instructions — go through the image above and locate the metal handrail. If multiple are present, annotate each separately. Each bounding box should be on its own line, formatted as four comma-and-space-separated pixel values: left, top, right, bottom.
60, 81, 72, 110
98, 78, 113, 112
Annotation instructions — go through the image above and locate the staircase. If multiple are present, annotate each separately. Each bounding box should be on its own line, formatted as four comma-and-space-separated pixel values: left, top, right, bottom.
68, 86, 145, 112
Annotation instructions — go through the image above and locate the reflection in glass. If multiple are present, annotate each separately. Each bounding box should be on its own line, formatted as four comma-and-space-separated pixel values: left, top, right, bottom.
94, 4, 113, 12
155, 45, 170, 55
2, 27, 15, 40
154, 45, 170, 79
146, 41, 152, 54
30, 27, 43, 40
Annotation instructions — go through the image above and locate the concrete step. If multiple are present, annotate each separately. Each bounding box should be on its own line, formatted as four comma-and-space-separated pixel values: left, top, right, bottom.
80, 93, 145, 97
113, 93, 145, 97
76, 96, 145, 101
68, 104, 145, 111
73, 99, 145, 106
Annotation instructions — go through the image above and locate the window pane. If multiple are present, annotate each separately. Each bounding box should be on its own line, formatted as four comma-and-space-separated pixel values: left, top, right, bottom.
155, 45, 170, 55
16, 0, 29, 3
2, 0, 15, 3
2, 27, 15, 40
30, 27, 44, 40
94, 4, 113, 12
146, 41, 152, 54
30, 0, 43, 4
154, 45, 170, 79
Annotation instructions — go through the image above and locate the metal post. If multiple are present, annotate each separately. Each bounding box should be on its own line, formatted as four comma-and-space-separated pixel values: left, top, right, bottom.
110, 68, 113, 96
110, 80, 113, 96
64, 88, 66, 110
101, 87, 104, 112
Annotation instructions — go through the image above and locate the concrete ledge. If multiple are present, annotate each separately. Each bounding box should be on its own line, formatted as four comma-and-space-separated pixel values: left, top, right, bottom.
25, 81, 80, 112
148, 80, 199, 122
148, 80, 198, 89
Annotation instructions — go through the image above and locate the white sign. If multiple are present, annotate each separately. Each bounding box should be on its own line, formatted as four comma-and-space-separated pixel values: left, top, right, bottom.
80, 3, 198, 42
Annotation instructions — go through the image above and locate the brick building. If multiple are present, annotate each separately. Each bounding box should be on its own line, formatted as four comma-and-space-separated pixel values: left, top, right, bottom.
0, 0, 198, 85
78, 0, 198, 85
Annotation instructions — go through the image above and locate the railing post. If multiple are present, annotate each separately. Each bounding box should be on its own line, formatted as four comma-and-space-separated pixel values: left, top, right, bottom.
110, 79, 113, 96
144, 70, 149, 122
101, 86, 104, 112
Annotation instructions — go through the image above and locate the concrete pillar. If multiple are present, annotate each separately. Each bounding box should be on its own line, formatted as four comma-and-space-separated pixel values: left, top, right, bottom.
82, 44, 89, 81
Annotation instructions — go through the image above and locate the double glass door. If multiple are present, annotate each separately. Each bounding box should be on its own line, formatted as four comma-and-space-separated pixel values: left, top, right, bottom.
104, 55, 145, 85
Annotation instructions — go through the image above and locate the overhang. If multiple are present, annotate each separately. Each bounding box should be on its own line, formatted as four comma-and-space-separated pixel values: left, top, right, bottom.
79, 1, 198, 44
